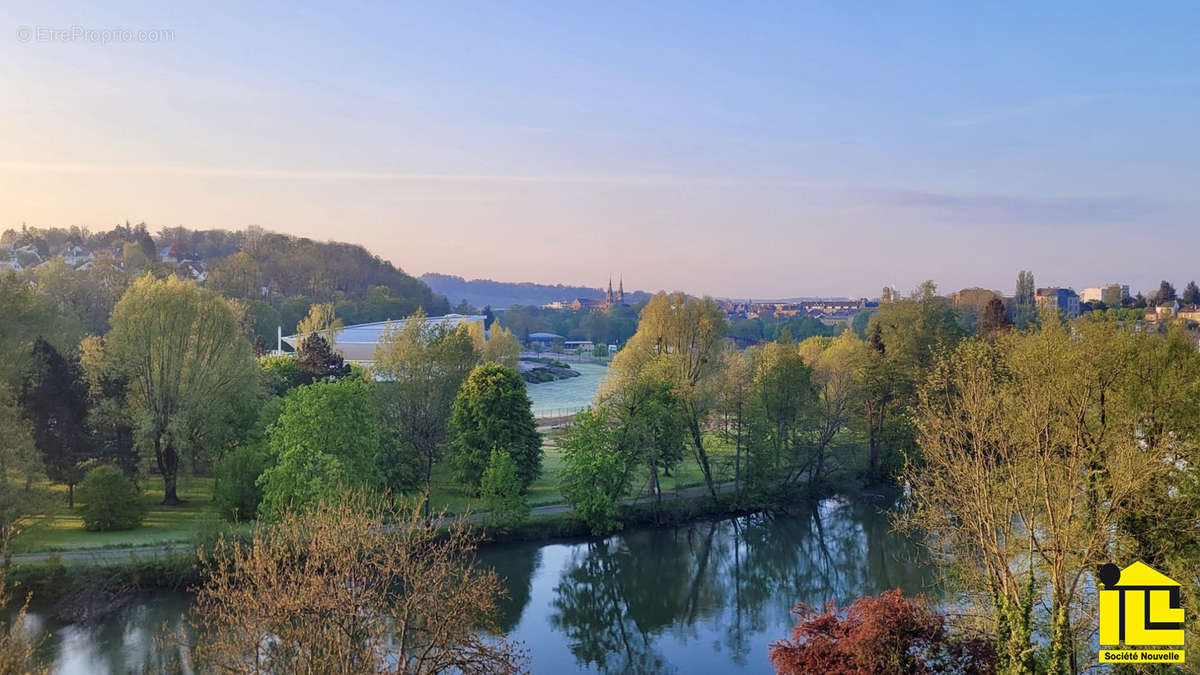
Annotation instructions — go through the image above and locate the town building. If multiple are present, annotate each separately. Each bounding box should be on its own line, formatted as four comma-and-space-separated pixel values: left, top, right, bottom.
1080, 284, 1130, 304
1035, 288, 1081, 318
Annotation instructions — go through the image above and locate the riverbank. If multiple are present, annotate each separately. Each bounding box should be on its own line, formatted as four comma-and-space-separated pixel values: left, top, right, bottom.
6, 479, 868, 625
16, 495, 928, 674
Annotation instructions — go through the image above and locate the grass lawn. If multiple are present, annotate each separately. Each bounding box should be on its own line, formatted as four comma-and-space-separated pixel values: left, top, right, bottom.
12, 428, 811, 554
12, 476, 223, 554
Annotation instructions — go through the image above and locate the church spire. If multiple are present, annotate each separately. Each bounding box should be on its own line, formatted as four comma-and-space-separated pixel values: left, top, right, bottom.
618, 275, 624, 303
606, 275, 614, 304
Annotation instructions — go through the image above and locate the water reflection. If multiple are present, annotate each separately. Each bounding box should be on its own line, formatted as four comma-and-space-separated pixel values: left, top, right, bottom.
21, 496, 935, 674
480, 495, 939, 674
26, 593, 191, 674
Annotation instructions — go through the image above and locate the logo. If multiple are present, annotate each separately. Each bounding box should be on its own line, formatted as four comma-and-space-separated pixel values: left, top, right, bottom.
1098, 561, 1185, 664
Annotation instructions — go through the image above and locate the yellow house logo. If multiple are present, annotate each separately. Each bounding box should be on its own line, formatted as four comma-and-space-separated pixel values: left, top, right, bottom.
1098, 561, 1185, 664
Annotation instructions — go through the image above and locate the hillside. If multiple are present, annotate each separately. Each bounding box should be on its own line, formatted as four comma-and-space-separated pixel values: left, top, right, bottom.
2, 223, 449, 340
422, 273, 650, 309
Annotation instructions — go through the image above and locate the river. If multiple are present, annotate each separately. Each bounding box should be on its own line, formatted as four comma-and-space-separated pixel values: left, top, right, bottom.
23, 496, 938, 673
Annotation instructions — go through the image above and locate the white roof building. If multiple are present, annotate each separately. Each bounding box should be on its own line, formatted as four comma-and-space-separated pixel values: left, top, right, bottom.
281, 314, 486, 364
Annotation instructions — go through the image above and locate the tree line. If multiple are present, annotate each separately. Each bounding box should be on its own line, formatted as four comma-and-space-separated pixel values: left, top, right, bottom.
2, 223, 450, 344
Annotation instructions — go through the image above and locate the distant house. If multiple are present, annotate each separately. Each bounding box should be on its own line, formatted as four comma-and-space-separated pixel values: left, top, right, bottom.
1035, 288, 1081, 318
0, 250, 21, 272
569, 297, 602, 311
563, 340, 595, 351
1177, 305, 1200, 323
1147, 300, 1182, 322
174, 259, 207, 282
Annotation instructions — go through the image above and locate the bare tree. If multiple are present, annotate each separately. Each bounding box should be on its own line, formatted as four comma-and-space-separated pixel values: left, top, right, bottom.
191, 492, 526, 674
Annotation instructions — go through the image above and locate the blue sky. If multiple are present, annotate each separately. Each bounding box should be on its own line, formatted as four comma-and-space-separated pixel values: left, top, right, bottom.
2, 1, 1197, 297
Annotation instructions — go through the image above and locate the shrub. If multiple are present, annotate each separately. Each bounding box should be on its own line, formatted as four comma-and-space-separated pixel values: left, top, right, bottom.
480, 450, 529, 531
769, 590, 995, 675
76, 465, 147, 531
214, 445, 271, 522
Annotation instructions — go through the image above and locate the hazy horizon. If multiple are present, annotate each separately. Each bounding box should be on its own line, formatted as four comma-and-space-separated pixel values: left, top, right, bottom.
3, 2, 1198, 298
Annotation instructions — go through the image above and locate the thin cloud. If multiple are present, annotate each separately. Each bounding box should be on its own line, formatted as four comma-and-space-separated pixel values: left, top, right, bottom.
945, 93, 1103, 127
861, 187, 1152, 225
0, 161, 751, 188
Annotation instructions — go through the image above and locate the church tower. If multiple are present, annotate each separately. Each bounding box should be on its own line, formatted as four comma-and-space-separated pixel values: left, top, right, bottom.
617, 275, 624, 304
605, 275, 614, 305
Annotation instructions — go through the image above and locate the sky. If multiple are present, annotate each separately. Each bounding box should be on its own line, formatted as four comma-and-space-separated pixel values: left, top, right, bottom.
2, 1, 1198, 298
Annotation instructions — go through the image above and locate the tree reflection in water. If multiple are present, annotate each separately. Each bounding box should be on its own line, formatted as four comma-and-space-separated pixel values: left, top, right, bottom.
530, 496, 937, 673
19, 497, 936, 674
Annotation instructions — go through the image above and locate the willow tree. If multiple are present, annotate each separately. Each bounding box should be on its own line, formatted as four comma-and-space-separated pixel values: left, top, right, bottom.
604, 292, 727, 496
797, 331, 869, 490
372, 310, 478, 515
106, 275, 257, 504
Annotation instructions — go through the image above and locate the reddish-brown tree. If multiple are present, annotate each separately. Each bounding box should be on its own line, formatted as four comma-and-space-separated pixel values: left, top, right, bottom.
769, 590, 995, 675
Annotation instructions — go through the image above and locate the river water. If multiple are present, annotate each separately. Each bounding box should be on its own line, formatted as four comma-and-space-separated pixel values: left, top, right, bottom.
24, 496, 938, 674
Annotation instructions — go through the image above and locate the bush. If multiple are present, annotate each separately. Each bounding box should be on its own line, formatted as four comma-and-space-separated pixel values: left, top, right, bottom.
214, 445, 271, 522
480, 450, 529, 531
76, 466, 147, 531
768, 590, 995, 675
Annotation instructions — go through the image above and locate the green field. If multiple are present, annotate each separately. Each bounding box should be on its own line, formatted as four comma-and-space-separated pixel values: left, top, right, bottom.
12, 477, 226, 554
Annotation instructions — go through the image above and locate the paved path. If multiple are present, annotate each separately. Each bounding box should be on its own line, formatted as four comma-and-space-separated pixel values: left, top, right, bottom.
11, 482, 730, 565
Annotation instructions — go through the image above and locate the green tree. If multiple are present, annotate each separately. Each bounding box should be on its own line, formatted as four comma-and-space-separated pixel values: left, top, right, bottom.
295, 334, 350, 383
480, 450, 529, 531
105, 275, 258, 504
797, 332, 868, 491
213, 445, 271, 522
1014, 270, 1035, 308
448, 364, 542, 491
559, 409, 631, 536
20, 338, 95, 506
977, 297, 1012, 338
599, 360, 685, 512
0, 272, 70, 385
295, 301, 343, 342
77, 465, 147, 531
1154, 279, 1177, 304
0, 387, 47, 567
206, 251, 261, 299
900, 320, 1200, 672
606, 292, 727, 496
716, 344, 753, 499
1014, 270, 1037, 327
850, 310, 871, 338
77, 335, 140, 476
258, 378, 382, 519
372, 310, 478, 516
748, 336, 817, 488
1182, 280, 1200, 305
468, 322, 521, 369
